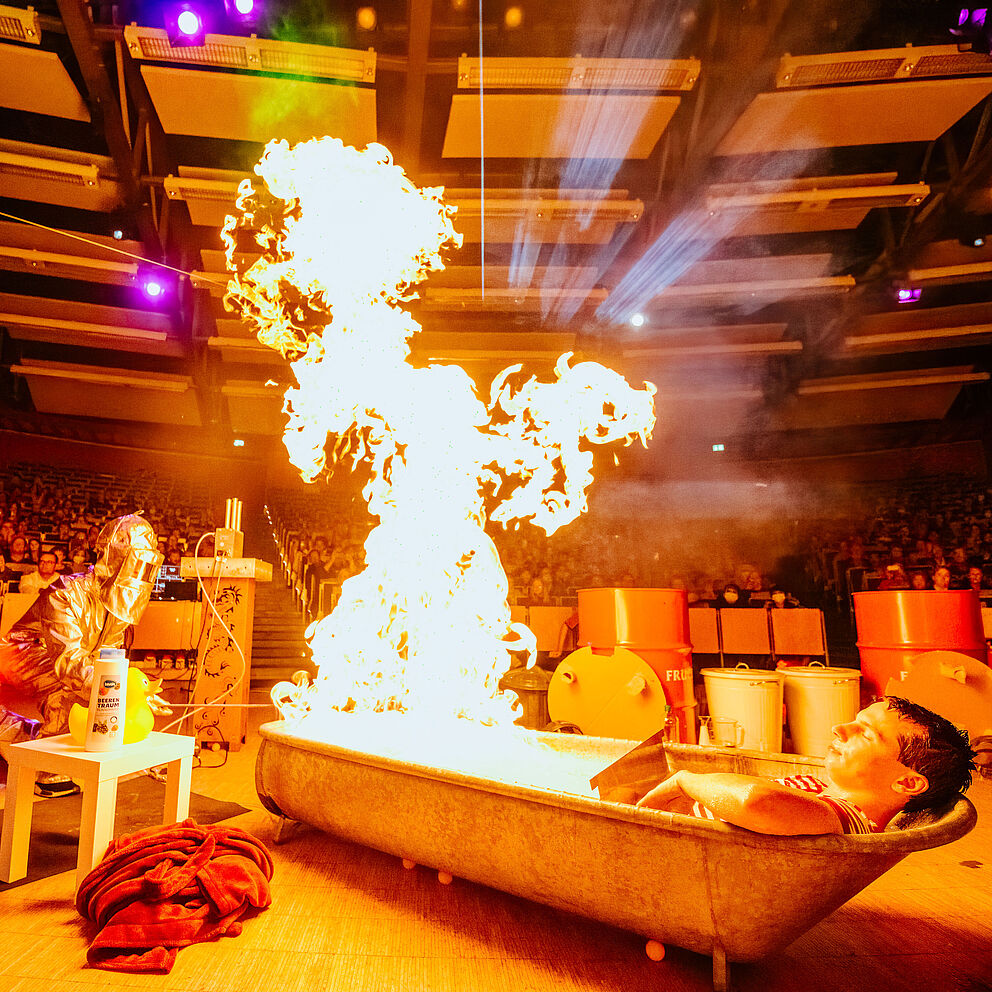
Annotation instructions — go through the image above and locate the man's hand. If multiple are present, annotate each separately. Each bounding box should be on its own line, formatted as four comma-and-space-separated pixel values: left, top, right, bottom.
636, 771, 696, 814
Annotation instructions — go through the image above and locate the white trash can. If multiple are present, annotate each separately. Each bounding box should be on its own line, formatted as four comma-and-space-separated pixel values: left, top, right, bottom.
701, 667, 783, 752
783, 665, 861, 757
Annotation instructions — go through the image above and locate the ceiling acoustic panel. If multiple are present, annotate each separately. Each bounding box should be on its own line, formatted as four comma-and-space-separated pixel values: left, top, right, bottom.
716, 77, 992, 155
447, 194, 641, 244
11, 360, 201, 425
0, 292, 178, 355
222, 381, 287, 434
442, 93, 680, 159
141, 65, 376, 145
779, 368, 990, 429
0, 141, 121, 211
844, 301, 992, 354
0, 44, 89, 121
699, 174, 928, 237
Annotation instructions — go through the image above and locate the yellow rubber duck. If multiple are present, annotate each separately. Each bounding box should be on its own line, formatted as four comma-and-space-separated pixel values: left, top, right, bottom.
69, 668, 164, 746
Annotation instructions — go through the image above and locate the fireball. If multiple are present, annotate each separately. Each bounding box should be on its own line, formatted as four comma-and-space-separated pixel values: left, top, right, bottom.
223, 137, 655, 727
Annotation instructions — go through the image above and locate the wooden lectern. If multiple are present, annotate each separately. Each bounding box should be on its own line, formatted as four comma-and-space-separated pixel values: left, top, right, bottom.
178, 557, 272, 750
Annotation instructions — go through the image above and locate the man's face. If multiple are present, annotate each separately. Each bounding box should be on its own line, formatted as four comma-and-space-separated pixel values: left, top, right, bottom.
934, 567, 951, 590
969, 567, 983, 589
38, 554, 57, 578
825, 702, 922, 796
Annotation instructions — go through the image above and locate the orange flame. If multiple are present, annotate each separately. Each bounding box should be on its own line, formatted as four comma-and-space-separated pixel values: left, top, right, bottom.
223, 137, 655, 726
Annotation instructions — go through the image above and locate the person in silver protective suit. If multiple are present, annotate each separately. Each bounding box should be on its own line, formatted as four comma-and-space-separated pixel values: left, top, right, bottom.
0, 515, 166, 794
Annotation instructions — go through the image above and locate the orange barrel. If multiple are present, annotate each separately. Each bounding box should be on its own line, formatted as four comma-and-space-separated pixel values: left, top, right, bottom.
577, 588, 696, 743
853, 590, 988, 698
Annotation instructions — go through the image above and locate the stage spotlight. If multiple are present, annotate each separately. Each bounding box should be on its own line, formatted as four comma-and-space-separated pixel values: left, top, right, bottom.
233, 438, 246, 447
629, 312, 646, 327
504, 4, 523, 28
954, 212, 991, 248
950, 7, 992, 54
223, 0, 259, 27
894, 285, 922, 304
112, 228, 124, 240
356, 5, 376, 29
164, 2, 209, 46
138, 269, 173, 303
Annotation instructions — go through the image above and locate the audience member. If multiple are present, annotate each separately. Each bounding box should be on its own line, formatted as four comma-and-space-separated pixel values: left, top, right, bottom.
766, 587, 799, 609
5, 536, 34, 575
19, 552, 60, 597
878, 564, 911, 591
85, 524, 101, 563
967, 564, 989, 593
0, 520, 15, 557
933, 566, 953, 592
715, 583, 745, 609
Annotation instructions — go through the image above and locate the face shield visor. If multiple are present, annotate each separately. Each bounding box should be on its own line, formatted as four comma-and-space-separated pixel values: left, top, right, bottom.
95, 515, 165, 623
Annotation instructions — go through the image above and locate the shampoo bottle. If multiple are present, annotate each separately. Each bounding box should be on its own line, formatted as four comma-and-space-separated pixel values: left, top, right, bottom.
84, 648, 129, 752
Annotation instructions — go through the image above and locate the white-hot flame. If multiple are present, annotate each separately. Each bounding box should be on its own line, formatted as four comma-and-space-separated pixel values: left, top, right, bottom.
223, 137, 655, 726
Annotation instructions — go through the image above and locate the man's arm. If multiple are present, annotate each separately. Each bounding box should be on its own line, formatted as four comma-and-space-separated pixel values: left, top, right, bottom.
636, 770, 844, 835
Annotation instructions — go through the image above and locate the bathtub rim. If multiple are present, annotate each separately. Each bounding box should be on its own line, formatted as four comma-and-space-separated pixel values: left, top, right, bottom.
257, 717, 977, 854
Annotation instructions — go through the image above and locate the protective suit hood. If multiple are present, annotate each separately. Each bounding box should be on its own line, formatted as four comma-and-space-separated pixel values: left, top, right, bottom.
93, 515, 163, 623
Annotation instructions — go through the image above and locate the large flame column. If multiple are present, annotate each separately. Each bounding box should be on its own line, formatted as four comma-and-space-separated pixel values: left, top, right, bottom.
223, 137, 656, 727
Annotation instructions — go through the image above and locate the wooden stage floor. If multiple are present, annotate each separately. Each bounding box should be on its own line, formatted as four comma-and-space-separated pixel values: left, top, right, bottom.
1, 691, 990, 992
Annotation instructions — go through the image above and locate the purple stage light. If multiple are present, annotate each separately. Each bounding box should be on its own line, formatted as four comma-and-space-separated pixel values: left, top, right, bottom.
138, 271, 171, 303
896, 287, 922, 304
951, 7, 991, 52
176, 8, 202, 36
223, 0, 259, 24
165, 2, 209, 46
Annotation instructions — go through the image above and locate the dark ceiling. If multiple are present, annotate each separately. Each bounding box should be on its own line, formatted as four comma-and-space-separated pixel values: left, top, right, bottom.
1, 0, 991, 476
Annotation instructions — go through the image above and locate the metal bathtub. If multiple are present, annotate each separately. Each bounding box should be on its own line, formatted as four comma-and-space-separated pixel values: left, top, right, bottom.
255, 717, 976, 991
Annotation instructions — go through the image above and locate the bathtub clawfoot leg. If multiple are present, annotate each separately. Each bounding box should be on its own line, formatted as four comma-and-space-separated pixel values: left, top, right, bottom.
711, 943, 729, 992
272, 816, 304, 845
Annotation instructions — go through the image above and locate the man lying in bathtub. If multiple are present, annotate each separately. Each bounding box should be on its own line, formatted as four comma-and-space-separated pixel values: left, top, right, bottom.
635, 697, 976, 835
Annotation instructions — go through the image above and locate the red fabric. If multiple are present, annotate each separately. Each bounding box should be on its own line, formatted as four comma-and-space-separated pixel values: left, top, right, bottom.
75, 818, 273, 973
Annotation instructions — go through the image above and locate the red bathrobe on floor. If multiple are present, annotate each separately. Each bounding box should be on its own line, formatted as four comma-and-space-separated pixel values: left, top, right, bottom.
75, 818, 273, 972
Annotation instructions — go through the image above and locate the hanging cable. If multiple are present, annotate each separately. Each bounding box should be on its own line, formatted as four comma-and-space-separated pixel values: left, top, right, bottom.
478, 0, 485, 300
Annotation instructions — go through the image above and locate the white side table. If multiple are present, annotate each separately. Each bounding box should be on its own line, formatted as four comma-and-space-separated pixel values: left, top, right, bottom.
0, 731, 195, 892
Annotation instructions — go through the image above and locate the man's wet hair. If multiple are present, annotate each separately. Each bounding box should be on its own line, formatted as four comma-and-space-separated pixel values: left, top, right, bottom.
885, 696, 976, 819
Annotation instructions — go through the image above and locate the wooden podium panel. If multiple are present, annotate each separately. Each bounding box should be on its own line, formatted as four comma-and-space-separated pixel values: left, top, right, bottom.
770, 608, 826, 658
177, 557, 271, 750
719, 609, 771, 656
688, 609, 720, 654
